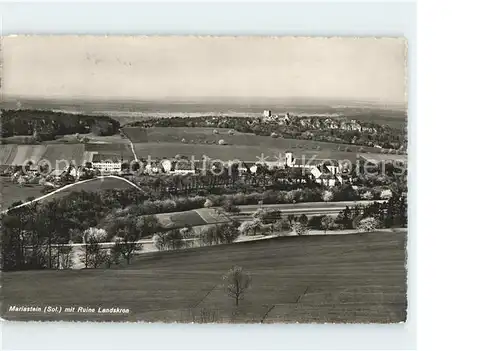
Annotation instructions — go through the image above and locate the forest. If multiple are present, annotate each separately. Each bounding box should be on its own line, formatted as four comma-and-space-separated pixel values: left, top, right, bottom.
0, 109, 121, 140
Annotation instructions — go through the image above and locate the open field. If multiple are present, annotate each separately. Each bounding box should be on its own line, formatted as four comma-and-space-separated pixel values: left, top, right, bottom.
0, 179, 45, 209
133, 142, 360, 163
2, 176, 144, 211
0, 144, 87, 166
153, 208, 231, 229
36, 177, 142, 203
123, 127, 387, 155
1, 231, 407, 323
84, 142, 135, 160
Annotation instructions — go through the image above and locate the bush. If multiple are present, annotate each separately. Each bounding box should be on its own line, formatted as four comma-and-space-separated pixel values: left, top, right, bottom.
357, 217, 380, 232
292, 222, 308, 236
321, 215, 338, 232
322, 190, 334, 202
361, 191, 374, 200
204, 199, 214, 208
307, 215, 325, 230
218, 139, 227, 145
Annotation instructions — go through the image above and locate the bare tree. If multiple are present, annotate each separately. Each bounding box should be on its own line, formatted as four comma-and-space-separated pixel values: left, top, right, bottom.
112, 217, 143, 264
222, 265, 252, 307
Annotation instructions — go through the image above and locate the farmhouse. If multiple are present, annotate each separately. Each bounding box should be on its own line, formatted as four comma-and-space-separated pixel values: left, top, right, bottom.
91, 154, 122, 174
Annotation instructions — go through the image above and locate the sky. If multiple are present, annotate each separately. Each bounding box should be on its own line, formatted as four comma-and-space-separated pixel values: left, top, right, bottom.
2, 36, 407, 106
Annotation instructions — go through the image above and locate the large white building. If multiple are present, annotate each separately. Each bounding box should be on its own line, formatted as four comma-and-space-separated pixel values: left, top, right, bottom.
91, 154, 122, 174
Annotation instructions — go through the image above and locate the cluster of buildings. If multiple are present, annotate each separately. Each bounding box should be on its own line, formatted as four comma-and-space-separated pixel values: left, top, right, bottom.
89, 150, 351, 187
260, 110, 376, 133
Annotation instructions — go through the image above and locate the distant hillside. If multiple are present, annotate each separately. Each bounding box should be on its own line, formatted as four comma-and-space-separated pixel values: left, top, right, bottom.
1, 97, 407, 118
0, 109, 120, 140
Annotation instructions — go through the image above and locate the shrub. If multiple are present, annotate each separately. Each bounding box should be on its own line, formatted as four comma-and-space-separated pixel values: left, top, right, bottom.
238, 219, 262, 236
361, 191, 374, 200
153, 232, 169, 251
322, 190, 334, 203
307, 215, 325, 230
321, 215, 338, 232
292, 222, 308, 236
218, 139, 227, 145
357, 217, 380, 232
204, 199, 214, 208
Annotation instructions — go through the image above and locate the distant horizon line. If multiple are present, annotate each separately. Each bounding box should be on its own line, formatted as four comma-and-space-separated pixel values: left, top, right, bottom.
2, 95, 408, 110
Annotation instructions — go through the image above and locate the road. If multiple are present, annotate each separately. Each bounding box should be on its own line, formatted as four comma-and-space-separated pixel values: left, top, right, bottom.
237, 200, 382, 212
128, 138, 139, 162
234, 200, 384, 220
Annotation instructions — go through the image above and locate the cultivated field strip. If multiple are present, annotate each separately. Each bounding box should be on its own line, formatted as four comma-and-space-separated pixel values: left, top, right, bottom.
123, 127, 387, 155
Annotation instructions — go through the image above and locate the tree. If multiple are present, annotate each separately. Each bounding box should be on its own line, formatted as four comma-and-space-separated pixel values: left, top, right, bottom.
273, 218, 290, 234
153, 229, 185, 251
219, 222, 240, 244
293, 222, 308, 236
80, 227, 108, 268
152, 232, 169, 251
335, 206, 354, 229
357, 217, 380, 232
298, 214, 308, 226
136, 215, 162, 238
321, 215, 338, 233
204, 199, 214, 208
238, 219, 262, 236
222, 199, 240, 214
361, 191, 374, 200
252, 208, 282, 224
180, 225, 195, 238
322, 190, 334, 203
222, 265, 251, 307
110, 217, 143, 264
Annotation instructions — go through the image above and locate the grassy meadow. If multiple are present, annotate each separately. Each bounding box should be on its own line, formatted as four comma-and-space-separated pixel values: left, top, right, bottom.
1, 231, 407, 323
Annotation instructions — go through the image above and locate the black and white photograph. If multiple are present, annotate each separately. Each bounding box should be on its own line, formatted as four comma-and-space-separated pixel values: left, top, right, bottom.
0, 35, 408, 324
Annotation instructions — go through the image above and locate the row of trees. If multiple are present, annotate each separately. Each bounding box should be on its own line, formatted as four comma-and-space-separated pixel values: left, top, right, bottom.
333, 195, 408, 230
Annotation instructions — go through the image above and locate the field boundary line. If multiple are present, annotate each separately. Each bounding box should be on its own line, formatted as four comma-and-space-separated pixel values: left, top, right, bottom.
190, 284, 217, 309
260, 305, 276, 323
2, 175, 144, 214
295, 286, 310, 304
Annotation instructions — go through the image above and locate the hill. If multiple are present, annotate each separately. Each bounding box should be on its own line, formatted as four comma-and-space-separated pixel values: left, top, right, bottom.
1, 231, 407, 323
0, 109, 120, 140
4, 176, 143, 212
